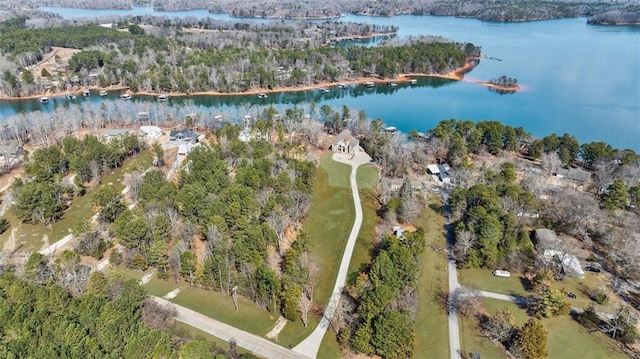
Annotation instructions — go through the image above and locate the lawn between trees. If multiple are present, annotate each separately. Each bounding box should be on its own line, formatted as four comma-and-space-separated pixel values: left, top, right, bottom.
414, 200, 450, 359
116, 151, 378, 356
0, 151, 152, 251
457, 270, 629, 358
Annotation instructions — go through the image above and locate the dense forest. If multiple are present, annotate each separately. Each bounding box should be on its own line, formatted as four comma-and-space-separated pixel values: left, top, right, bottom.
0, 15, 477, 97
1, 0, 638, 23
0, 265, 253, 358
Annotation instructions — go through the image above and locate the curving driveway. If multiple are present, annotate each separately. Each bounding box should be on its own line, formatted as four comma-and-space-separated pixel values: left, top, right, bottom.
293, 151, 371, 358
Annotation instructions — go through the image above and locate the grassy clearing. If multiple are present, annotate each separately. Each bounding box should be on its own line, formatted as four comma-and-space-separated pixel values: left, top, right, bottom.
305, 152, 355, 305
317, 330, 343, 359
459, 311, 506, 359
458, 268, 527, 296
414, 202, 450, 359
460, 297, 629, 359
0, 151, 152, 251
168, 282, 277, 336
346, 185, 378, 285
480, 298, 529, 325
544, 316, 628, 359
170, 322, 253, 355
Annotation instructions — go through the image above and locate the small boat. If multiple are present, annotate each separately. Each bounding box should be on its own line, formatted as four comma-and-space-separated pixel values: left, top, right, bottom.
387, 82, 398, 87
257, 93, 267, 99
364, 81, 375, 88
39, 96, 49, 103
99, 90, 108, 96
318, 88, 330, 94
66, 93, 76, 100
384, 126, 398, 134
338, 83, 347, 89
120, 93, 132, 100
82, 89, 91, 97
409, 79, 418, 85
157, 94, 169, 102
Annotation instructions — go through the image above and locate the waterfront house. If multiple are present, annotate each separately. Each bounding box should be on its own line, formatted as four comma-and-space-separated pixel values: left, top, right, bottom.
139, 126, 163, 140
331, 129, 360, 154
169, 129, 198, 142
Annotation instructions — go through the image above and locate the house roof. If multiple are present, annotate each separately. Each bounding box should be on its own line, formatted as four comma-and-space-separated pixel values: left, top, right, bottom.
169, 129, 198, 139
0, 145, 22, 155
534, 228, 559, 246
427, 164, 440, 174
104, 129, 130, 137
140, 125, 162, 134
332, 129, 359, 148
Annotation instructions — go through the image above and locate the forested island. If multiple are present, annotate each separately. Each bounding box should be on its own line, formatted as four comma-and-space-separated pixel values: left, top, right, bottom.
2, 0, 639, 23
0, 15, 480, 99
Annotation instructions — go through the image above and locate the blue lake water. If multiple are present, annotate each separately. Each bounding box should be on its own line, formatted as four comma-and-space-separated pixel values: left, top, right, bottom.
3, 9, 639, 150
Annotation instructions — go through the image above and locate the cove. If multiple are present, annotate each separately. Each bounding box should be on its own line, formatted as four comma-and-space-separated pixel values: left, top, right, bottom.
4, 10, 639, 150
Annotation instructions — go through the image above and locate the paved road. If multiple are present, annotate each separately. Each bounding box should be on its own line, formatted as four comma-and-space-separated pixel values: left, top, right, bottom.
293, 151, 371, 358
152, 296, 309, 359
444, 192, 462, 359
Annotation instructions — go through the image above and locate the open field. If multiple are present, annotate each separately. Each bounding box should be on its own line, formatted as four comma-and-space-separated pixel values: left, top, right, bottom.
414, 200, 450, 359
459, 296, 629, 358
458, 268, 527, 296
305, 152, 355, 305
0, 151, 152, 252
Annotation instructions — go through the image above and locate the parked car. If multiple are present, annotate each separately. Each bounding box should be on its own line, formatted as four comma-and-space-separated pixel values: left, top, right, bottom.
585, 265, 601, 273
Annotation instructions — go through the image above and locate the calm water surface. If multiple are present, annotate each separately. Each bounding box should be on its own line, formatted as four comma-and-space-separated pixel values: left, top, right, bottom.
4, 9, 638, 150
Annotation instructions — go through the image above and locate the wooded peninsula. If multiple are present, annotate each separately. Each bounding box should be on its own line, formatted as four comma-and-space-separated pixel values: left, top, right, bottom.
0, 15, 481, 99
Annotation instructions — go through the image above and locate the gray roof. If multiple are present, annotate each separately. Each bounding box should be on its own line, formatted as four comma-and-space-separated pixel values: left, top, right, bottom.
0, 145, 23, 155
534, 228, 559, 246
104, 129, 130, 137
169, 129, 198, 141
332, 129, 359, 148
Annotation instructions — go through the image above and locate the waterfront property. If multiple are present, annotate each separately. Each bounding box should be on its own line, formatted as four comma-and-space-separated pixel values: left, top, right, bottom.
169, 129, 198, 142
331, 129, 360, 154
139, 125, 163, 140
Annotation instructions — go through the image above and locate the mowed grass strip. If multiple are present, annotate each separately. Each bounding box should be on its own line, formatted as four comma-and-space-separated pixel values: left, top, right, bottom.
0, 151, 152, 251
305, 152, 354, 305
414, 201, 450, 359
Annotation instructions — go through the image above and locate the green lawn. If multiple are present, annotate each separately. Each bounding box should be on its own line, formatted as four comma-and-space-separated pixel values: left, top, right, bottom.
460, 297, 629, 359
305, 152, 369, 305
544, 316, 628, 359
306, 152, 380, 355
414, 203, 450, 359
458, 268, 527, 296
317, 330, 343, 359
0, 151, 152, 251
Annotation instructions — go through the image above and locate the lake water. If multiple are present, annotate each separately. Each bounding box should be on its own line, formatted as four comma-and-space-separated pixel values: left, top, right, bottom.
3, 8, 638, 150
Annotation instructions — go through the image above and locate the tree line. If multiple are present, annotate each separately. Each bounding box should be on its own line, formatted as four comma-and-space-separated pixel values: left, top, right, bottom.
342, 231, 426, 358
0, 261, 254, 358
8, 0, 637, 23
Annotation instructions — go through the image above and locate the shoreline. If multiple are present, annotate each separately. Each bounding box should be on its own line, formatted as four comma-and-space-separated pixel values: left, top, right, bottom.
0, 60, 519, 102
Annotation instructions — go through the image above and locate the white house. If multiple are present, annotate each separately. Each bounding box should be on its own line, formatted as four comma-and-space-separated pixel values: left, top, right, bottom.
331, 129, 360, 154
140, 126, 162, 140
